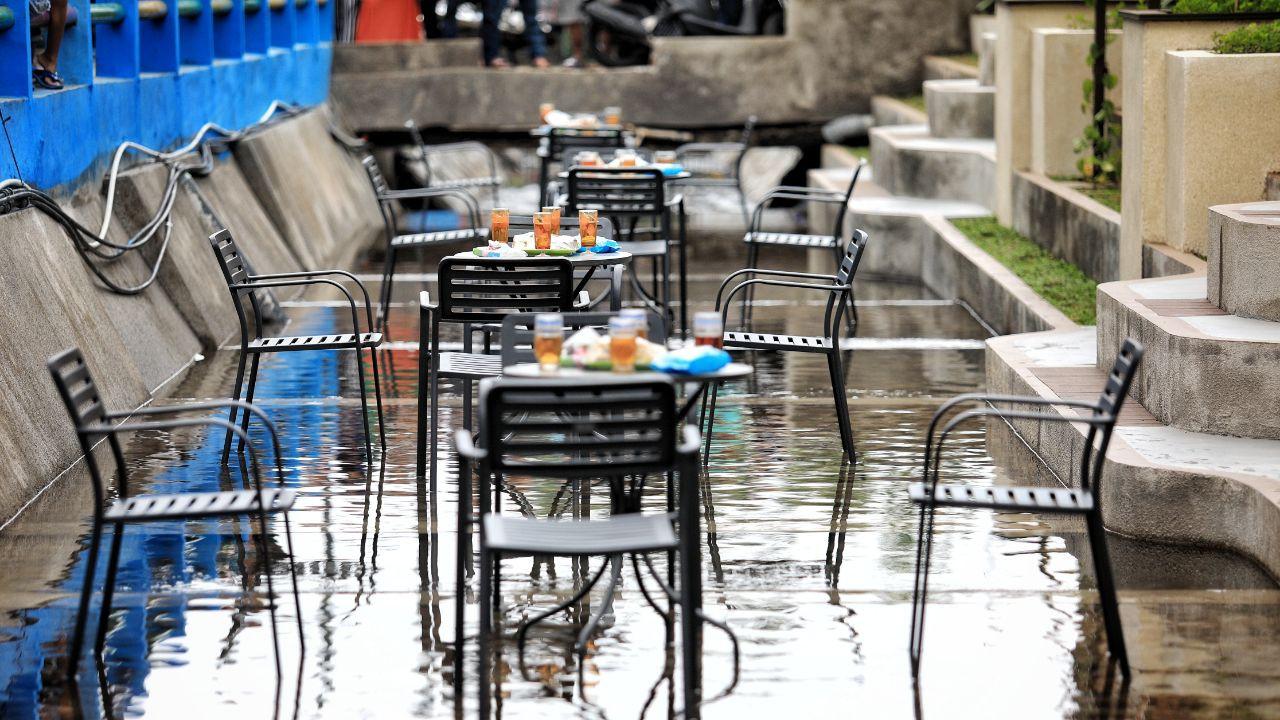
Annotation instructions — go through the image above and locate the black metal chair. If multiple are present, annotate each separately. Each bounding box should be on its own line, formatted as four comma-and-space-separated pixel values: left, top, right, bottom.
538, 127, 631, 204
414, 258, 585, 491
361, 155, 488, 332
47, 347, 302, 683
705, 229, 870, 461
453, 375, 724, 718
675, 115, 756, 226
208, 228, 387, 471
908, 340, 1144, 679
565, 166, 689, 338
405, 121, 503, 207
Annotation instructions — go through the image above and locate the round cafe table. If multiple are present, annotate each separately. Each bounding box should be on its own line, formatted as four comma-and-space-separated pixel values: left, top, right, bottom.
448, 243, 633, 311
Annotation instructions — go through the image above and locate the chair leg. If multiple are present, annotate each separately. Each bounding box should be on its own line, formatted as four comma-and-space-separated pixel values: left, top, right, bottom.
416, 352, 430, 482
1086, 509, 1130, 676
93, 521, 125, 660
662, 253, 674, 340
743, 244, 759, 330
282, 511, 306, 657
222, 351, 249, 464
702, 381, 720, 465
67, 513, 105, 682
368, 346, 388, 455
909, 501, 939, 678
429, 368, 441, 499
478, 547, 494, 720
826, 351, 856, 460
237, 354, 262, 456
253, 502, 285, 683
353, 346, 375, 472
379, 249, 399, 335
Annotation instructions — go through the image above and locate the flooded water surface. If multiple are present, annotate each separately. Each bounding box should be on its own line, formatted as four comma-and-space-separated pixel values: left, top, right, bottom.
0, 259, 1275, 719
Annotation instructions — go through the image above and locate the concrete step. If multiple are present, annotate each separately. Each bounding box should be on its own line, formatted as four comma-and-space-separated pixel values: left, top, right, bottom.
987, 327, 1280, 579
924, 78, 995, 140
868, 124, 996, 209
1209, 203, 1280, 321
870, 95, 926, 128
1097, 274, 1280, 441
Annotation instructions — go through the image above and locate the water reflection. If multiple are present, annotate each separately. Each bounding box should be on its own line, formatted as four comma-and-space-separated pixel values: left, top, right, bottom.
0, 270, 1276, 719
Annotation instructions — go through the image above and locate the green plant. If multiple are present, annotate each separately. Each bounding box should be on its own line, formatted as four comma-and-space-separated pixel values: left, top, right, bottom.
1073, 1, 1123, 185
952, 218, 1098, 325
1214, 20, 1280, 51
1170, 0, 1280, 13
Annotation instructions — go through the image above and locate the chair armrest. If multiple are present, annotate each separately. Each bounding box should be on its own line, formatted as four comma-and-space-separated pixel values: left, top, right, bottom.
455, 429, 487, 461
102, 416, 280, 488
678, 425, 702, 458
675, 142, 745, 155
574, 290, 591, 308
233, 278, 367, 335
249, 269, 375, 331
419, 290, 435, 310
716, 276, 848, 313
381, 187, 482, 228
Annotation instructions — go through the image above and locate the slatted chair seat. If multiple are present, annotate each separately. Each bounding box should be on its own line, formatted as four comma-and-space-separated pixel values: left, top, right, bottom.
247, 332, 382, 352
430, 176, 503, 190
391, 228, 488, 249
744, 231, 839, 249
617, 239, 668, 257
106, 488, 296, 522
907, 483, 1094, 513
483, 513, 678, 555
723, 331, 833, 353
438, 352, 504, 378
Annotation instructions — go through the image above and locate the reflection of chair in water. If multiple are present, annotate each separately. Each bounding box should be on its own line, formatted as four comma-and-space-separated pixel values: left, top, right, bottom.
452, 376, 733, 718
47, 348, 302, 685
908, 339, 1144, 679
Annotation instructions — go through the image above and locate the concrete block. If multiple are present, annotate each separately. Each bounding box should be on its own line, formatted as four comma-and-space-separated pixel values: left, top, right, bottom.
979, 31, 997, 86
869, 124, 996, 208
871, 96, 927, 128
1163, 50, 1280, 256
924, 79, 994, 139
970, 12, 997, 54
1208, 205, 1280, 321
923, 55, 979, 81
191, 155, 312, 277
1029, 28, 1123, 179
233, 108, 383, 269
112, 163, 241, 348
1011, 171, 1120, 283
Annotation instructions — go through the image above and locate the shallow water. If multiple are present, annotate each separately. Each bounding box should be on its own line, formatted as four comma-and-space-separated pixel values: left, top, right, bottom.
0, 259, 1276, 719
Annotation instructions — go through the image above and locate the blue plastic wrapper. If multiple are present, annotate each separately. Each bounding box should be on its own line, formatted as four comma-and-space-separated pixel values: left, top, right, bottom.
579, 239, 621, 255
660, 165, 686, 177
650, 346, 731, 375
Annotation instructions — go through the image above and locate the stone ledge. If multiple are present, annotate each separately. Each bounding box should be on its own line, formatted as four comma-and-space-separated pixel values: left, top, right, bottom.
924, 79, 995, 140
1097, 274, 1280, 440
987, 328, 1280, 580
924, 55, 980, 81
871, 96, 927, 128
869, 124, 996, 208
1012, 171, 1120, 283
1208, 203, 1280, 322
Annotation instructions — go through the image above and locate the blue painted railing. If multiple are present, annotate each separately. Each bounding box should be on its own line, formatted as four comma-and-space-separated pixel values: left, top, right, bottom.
0, 0, 334, 189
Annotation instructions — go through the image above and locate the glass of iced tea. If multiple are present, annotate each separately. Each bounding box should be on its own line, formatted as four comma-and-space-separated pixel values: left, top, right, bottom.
616, 149, 638, 168
539, 103, 555, 124
620, 308, 648, 340
693, 311, 724, 349
534, 313, 563, 373
603, 106, 621, 126
578, 209, 598, 248
542, 205, 562, 235
580, 151, 602, 167
490, 208, 510, 245
654, 150, 677, 165
609, 316, 637, 372
533, 211, 553, 250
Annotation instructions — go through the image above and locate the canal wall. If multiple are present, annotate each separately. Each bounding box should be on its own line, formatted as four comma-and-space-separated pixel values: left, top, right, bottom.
0, 107, 382, 527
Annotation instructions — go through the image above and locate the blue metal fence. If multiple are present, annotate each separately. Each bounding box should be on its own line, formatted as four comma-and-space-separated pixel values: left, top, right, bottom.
0, 0, 332, 190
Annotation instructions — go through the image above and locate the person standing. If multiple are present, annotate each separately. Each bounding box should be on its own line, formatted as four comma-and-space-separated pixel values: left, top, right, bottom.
556, 0, 585, 67
30, 0, 68, 90
482, 0, 548, 67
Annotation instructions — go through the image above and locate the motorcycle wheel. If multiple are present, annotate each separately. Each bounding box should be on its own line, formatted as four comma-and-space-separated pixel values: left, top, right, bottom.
586, 2, 653, 67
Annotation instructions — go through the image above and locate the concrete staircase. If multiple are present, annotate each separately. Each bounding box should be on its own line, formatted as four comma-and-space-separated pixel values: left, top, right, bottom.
987, 202, 1280, 577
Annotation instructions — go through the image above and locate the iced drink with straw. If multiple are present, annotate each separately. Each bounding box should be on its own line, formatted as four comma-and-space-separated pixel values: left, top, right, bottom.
533, 211, 553, 250
579, 209, 598, 248
490, 208, 509, 245
542, 205, 562, 234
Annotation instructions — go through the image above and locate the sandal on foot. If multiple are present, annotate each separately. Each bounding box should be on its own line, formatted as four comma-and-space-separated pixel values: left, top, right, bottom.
32, 67, 64, 90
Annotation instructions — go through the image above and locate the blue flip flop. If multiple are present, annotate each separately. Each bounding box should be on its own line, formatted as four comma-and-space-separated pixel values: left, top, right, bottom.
32, 66, 64, 90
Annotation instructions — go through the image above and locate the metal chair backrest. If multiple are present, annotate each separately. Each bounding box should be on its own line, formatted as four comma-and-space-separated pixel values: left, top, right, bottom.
733, 115, 757, 179
508, 214, 617, 239
477, 375, 678, 480
498, 311, 668, 367
361, 155, 401, 239
1076, 339, 1143, 493
47, 348, 128, 503
208, 229, 285, 338
405, 123, 436, 186
548, 127, 627, 163
836, 229, 870, 286
436, 257, 576, 324
829, 162, 863, 240
1097, 340, 1142, 419
565, 167, 666, 218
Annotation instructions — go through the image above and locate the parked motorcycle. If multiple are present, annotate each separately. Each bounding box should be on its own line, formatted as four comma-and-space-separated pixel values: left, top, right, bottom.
582, 0, 786, 67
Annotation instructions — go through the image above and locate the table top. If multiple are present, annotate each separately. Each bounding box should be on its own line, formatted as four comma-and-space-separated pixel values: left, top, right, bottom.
530, 124, 627, 137
449, 247, 633, 268
558, 168, 692, 181
504, 362, 753, 383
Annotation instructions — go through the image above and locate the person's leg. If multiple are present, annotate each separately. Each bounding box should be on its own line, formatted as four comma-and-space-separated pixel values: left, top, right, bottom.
442, 0, 461, 37
35, 0, 68, 75
421, 0, 442, 37
558, 0, 585, 65
481, 0, 504, 65
520, 0, 548, 65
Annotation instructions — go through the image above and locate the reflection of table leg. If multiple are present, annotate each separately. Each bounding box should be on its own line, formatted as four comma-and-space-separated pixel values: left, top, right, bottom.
610, 265, 623, 311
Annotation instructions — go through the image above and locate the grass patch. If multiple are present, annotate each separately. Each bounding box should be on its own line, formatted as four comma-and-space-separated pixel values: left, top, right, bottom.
942, 52, 980, 67
899, 95, 927, 113
843, 145, 870, 162
952, 217, 1097, 325
1049, 176, 1123, 213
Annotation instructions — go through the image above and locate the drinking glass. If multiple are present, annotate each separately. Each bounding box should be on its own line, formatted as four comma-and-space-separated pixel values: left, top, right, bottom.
620, 308, 648, 340
609, 316, 637, 372
654, 150, 677, 165
490, 208, 510, 245
534, 313, 564, 372
578, 209, 599, 248
693, 311, 724, 349
603, 106, 621, 126
533, 212, 553, 250
616, 149, 638, 168
542, 205, 562, 234
539, 103, 555, 124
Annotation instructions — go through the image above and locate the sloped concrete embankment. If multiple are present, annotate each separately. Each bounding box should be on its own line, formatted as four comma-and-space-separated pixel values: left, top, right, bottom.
0, 108, 382, 526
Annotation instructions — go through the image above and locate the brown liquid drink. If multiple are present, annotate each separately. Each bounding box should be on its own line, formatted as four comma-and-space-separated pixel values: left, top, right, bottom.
579, 210, 598, 248
534, 314, 563, 372
533, 212, 553, 249
693, 311, 724, 349
609, 316, 637, 372
490, 208, 509, 245
542, 206, 562, 235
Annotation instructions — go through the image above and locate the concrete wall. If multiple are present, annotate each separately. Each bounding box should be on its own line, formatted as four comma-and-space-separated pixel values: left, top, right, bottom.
1119, 11, 1273, 273
1164, 51, 1280, 256
0, 107, 382, 527
1208, 205, 1280, 321
330, 0, 974, 132
1012, 170, 1120, 283
1030, 28, 1123, 179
